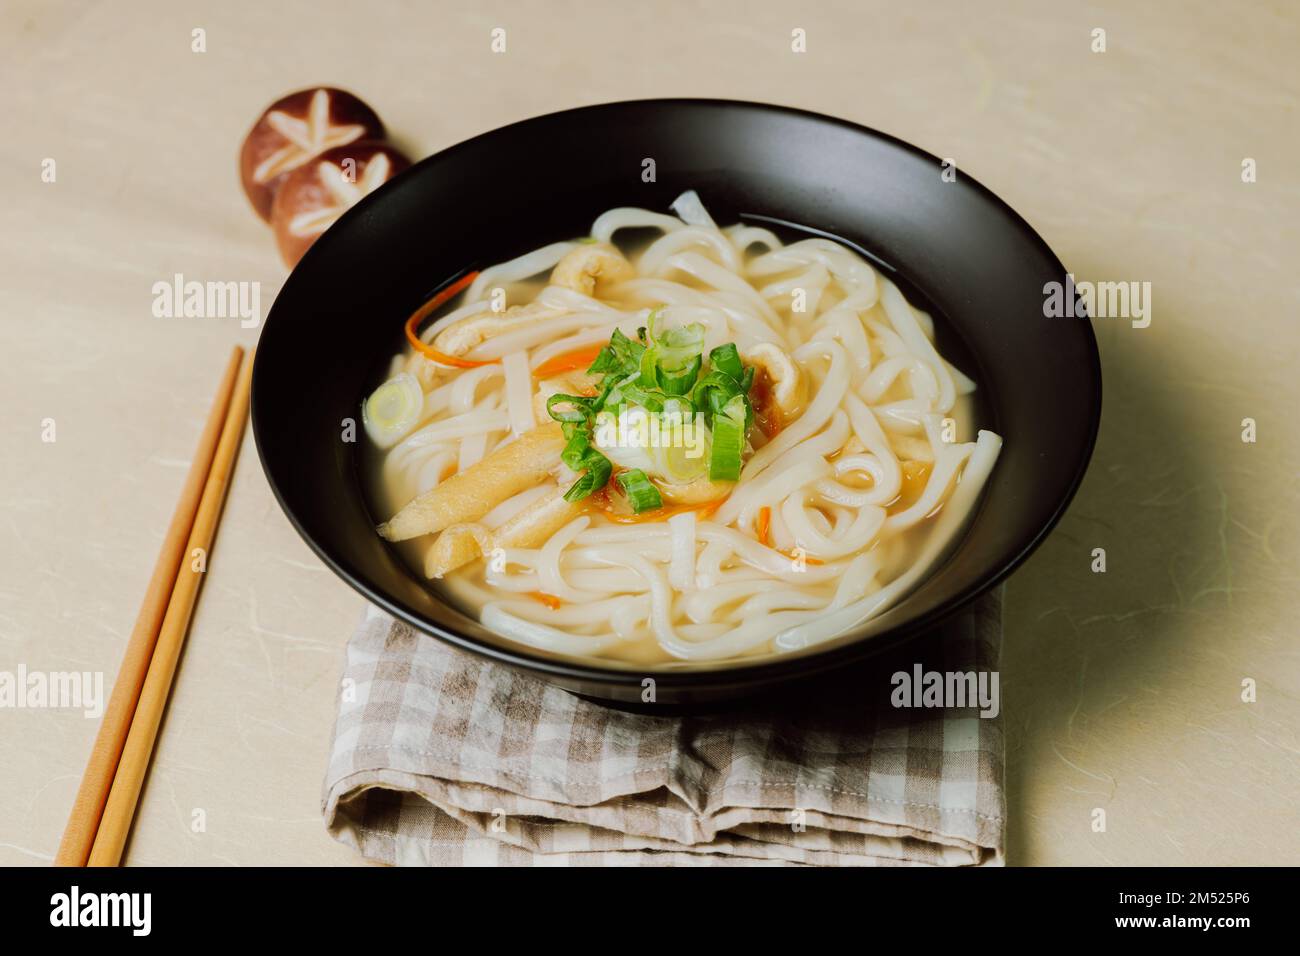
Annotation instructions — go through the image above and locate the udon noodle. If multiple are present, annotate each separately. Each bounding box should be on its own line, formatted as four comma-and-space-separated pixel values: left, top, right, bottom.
363, 192, 1001, 667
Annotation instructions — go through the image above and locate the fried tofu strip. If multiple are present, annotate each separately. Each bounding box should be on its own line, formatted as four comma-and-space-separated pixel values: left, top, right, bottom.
549, 243, 633, 295
431, 302, 560, 358
743, 342, 806, 419
423, 486, 583, 578
422, 525, 486, 578
378, 422, 565, 541
426, 246, 629, 368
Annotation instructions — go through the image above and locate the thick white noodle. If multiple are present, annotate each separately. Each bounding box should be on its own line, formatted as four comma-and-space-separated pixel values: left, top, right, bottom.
374, 192, 1003, 664
466, 242, 576, 302
501, 351, 535, 436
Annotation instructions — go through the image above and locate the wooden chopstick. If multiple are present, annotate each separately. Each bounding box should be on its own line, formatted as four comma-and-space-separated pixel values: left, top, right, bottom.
54, 346, 245, 867
84, 348, 255, 866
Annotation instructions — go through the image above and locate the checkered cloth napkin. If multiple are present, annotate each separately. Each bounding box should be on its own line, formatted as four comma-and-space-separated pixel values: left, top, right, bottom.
322, 589, 1005, 866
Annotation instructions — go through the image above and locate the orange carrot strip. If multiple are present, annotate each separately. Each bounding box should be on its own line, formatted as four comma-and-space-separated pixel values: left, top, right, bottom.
755, 506, 771, 546
527, 591, 563, 610
533, 344, 606, 380
404, 271, 497, 368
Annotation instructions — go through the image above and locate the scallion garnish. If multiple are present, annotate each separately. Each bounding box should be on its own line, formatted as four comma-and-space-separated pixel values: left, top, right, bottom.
618, 379, 666, 413
708, 393, 748, 481
647, 313, 706, 373
546, 393, 595, 424
616, 469, 663, 513
546, 311, 758, 500
559, 424, 614, 502
708, 342, 744, 381
563, 455, 612, 501
691, 370, 740, 420
656, 354, 702, 396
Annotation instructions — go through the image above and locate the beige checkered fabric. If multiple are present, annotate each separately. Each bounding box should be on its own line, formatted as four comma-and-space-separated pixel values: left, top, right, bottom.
322, 589, 1005, 866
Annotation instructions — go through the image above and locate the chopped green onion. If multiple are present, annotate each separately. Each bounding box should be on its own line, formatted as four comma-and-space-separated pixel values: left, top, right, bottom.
657, 354, 702, 396
563, 453, 612, 501
616, 469, 663, 513
647, 313, 706, 372
560, 424, 613, 501
560, 425, 593, 470
661, 396, 692, 419
618, 380, 665, 413
637, 346, 659, 388
660, 440, 708, 484
546, 393, 593, 424
691, 370, 743, 420
708, 343, 744, 381
606, 328, 645, 371
708, 394, 747, 481
586, 345, 619, 375
362, 372, 425, 448
557, 322, 755, 494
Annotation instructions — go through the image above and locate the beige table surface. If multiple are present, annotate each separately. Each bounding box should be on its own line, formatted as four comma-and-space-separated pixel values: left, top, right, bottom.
2, 0, 1297, 867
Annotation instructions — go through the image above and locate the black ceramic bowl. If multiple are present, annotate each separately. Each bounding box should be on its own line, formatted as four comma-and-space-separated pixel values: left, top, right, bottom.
252, 99, 1100, 707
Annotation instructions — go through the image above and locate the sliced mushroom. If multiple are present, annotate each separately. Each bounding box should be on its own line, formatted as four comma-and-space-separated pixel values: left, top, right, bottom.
424, 486, 583, 578
549, 243, 633, 295
743, 343, 806, 420
378, 422, 565, 541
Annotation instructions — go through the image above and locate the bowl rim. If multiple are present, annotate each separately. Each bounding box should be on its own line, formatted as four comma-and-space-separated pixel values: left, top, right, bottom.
252, 96, 1102, 689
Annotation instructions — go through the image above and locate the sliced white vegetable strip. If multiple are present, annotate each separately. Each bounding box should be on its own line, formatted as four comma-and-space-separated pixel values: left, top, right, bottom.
670, 189, 718, 229
668, 510, 697, 591
502, 350, 535, 436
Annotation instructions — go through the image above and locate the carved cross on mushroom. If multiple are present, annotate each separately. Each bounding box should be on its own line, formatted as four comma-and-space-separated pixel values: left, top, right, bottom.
270, 142, 410, 266
289, 152, 394, 239
239, 87, 385, 221
254, 90, 369, 184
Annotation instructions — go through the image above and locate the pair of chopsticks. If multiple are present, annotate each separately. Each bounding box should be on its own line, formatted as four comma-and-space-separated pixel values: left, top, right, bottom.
55, 346, 254, 867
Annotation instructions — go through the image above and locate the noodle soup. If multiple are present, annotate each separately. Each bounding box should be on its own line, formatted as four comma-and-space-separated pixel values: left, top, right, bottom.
362, 192, 1001, 667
